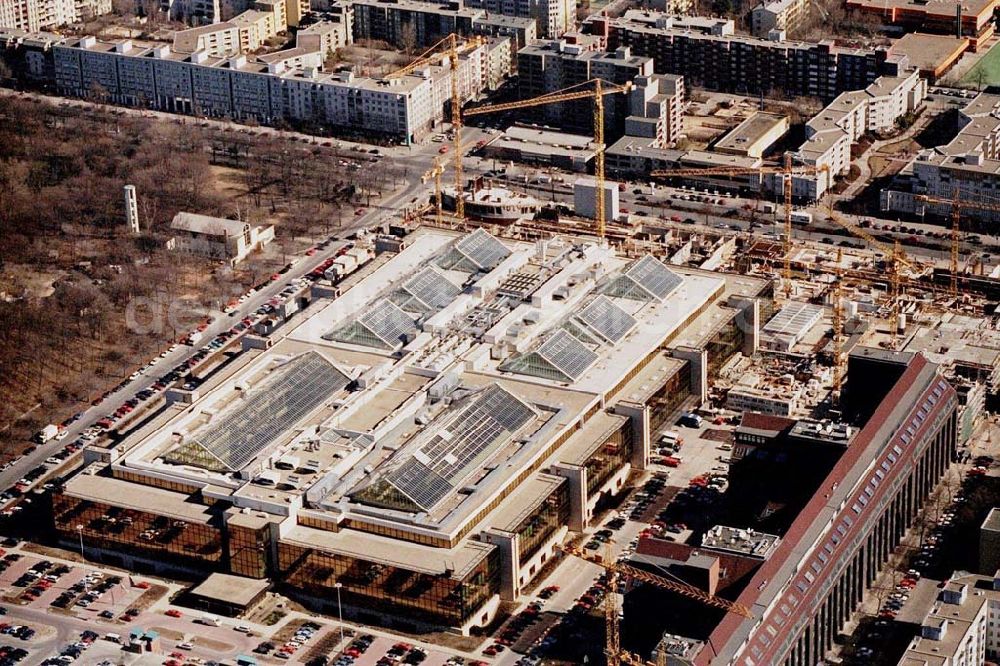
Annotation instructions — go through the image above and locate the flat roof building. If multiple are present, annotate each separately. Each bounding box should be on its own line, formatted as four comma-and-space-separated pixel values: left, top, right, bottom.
714, 112, 789, 159
691, 350, 958, 664
52, 226, 771, 634
882, 93, 1000, 224
845, 0, 997, 48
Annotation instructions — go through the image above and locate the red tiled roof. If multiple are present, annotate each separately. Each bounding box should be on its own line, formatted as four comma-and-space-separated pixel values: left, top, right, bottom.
737, 412, 796, 434
696, 354, 945, 665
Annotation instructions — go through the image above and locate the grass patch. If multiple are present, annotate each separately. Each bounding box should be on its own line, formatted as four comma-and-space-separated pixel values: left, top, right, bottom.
962, 42, 1000, 87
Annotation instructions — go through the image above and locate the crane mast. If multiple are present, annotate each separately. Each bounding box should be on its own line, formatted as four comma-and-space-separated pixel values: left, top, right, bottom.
464, 78, 630, 240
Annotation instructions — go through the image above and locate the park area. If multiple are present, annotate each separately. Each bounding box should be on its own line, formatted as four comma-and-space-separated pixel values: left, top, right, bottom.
962, 41, 1000, 88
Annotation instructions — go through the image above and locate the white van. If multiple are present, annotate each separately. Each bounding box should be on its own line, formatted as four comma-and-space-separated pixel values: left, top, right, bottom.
660, 430, 680, 444
198, 614, 222, 626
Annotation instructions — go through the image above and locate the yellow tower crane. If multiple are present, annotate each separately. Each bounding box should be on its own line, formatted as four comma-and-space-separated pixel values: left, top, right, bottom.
464, 78, 631, 240
650, 159, 829, 295
420, 157, 445, 226
558, 543, 753, 666
386, 33, 483, 220
913, 191, 1000, 295
831, 248, 845, 400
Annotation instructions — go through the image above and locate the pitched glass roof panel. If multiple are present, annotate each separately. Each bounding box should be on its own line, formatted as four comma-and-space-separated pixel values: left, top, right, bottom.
167, 352, 349, 471
440, 229, 511, 272
330, 300, 416, 349
383, 384, 536, 512
575, 295, 637, 343
625, 255, 683, 301
401, 267, 460, 310
536, 329, 599, 382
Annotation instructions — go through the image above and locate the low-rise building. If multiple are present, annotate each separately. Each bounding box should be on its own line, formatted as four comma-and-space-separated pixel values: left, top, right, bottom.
484, 124, 596, 172
169, 212, 274, 266
50, 227, 771, 635
751, 0, 808, 38
846, 0, 997, 49
714, 112, 789, 159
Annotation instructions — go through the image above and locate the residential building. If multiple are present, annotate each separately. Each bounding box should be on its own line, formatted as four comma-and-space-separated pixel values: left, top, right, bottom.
231, 8, 278, 52
296, 18, 352, 57
50, 33, 509, 142
352, 0, 480, 49
588, 10, 911, 103
169, 211, 274, 265
464, 0, 573, 38
472, 13, 535, 50
881, 93, 1000, 224
172, 22, 242, 56
0, 27, 61, 79
898, 574, 1000, 665
625, 73, 684, 148
160, 0, 223, 25
517, 38, 654, 137
751, 0, 808, 38
0, 0, 110, 31
770, 69, 926, 199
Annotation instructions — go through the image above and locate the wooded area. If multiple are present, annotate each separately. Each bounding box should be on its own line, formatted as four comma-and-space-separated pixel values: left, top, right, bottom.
0, 95, 397, 448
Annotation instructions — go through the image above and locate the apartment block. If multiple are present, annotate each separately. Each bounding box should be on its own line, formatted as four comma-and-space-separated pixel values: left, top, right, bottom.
51, 33, 508, 142
172, 3, 280, 57
464, 0, 573, 38
172, 22, 241, 56
296, 17, 352, 56
352, 0, 479, 48
160, 0, 222, 25
587, 10, 908, 103
0, 0, 109, 31
899, 574, 1000, 665
471, 13, 535, 50
881, 93, 1000, 224
774, 69, 926, 199
349, 0, 536, 54
624, 73, 683, 148
750, 0, 808, 38
517, 38, 654, 136
231, 8, 277, 51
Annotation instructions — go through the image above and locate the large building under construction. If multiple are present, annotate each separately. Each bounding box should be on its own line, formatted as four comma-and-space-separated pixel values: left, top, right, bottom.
631, 348, 959, 665
51, 226, 771, 633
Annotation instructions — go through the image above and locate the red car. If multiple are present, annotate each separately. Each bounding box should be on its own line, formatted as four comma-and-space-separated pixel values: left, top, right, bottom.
438, 145, 450, 154
165, 609, 182, 617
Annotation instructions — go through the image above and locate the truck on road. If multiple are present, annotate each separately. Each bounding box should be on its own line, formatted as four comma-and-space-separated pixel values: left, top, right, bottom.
34, 424, 60, 444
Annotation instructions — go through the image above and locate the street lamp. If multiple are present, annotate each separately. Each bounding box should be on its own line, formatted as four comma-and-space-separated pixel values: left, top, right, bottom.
334, 582, 344, 646
75, 525, 84, 560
